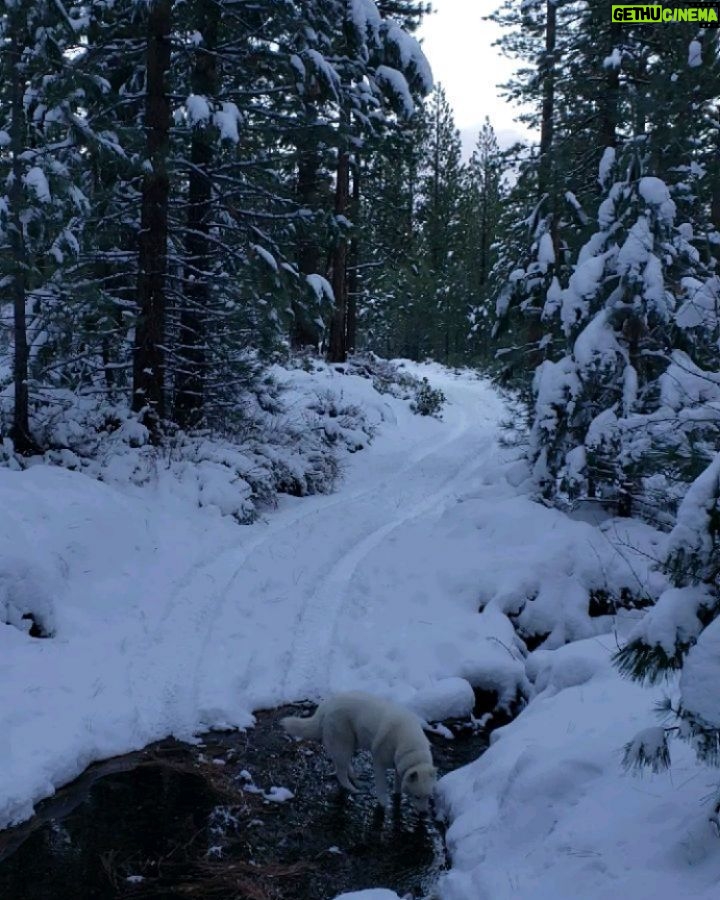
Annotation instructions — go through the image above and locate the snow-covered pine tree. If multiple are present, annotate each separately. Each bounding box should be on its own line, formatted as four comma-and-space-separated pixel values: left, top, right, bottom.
617, 453, 720, 786
356, 83, 468, 362
527, 9, 720, 514
413, 84, 465, 362
463, 118, 504, 363
0, 0, 93, 452
324, 0, 434, 362
530, 143, 706, 511
488, 0, 583, 385
351, 111, 426, 356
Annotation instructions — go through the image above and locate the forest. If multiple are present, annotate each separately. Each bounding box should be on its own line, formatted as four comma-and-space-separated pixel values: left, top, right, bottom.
2, 2, 720, 898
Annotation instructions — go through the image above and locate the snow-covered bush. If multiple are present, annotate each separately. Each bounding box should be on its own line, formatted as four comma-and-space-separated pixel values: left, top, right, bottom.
1, 364, 378, 522
343, 352, 447, 417
410, 377, 445, 417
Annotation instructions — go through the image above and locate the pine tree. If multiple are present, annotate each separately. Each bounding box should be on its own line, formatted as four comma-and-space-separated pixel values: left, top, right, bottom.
617, 452, 720, 779
132, 0, 172, 429
0, 0, 89, 452
463, 118, 504, 362
352, 115, 426, 356
423, 85, 465, 360
530, 144, 706, 511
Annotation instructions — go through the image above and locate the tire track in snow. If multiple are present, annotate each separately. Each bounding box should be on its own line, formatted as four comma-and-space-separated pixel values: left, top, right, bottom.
127, 381, 489, 732
280, 383, 499, 700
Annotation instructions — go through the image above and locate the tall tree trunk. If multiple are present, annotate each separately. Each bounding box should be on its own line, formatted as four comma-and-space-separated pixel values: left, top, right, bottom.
133, 0, 171, 428
7, 10, 37, 454
174, 0, 219, 429
527, 0, 557, 365
712, 105, 720, 243
633, 54, 647, 139
326, 145, 350, 363
291, 106, 323, 350
598, 21, 621, 160
537, 0, 556, 199
346, 159, 360, 354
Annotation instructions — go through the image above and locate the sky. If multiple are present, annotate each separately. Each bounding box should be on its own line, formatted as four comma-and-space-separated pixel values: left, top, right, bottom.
418, 0, 534, 159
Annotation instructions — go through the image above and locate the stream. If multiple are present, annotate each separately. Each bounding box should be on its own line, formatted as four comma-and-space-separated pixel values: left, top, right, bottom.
0, 703, 490, 900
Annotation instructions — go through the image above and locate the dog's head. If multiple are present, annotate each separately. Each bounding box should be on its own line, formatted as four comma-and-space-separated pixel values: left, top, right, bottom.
401, 764, 437, 812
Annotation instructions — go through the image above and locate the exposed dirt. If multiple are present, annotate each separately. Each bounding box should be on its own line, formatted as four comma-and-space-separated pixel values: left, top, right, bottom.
0, 703, 489, 900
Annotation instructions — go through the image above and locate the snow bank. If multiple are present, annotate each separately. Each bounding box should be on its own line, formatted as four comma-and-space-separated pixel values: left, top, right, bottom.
437, 639, 720, 900
19, 362, 404, 524
334, 890, 404, 900
477, 498, 664, 649
681, 615, 720, 727
407, 677, 476, 722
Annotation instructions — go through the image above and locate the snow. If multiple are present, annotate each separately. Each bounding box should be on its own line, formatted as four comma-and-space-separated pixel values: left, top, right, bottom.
542, 275, 562, 317
598, 147, 615, 188
681, 615, 720, 727
565, 190, 588, 225
603, 47, 622, 69
262, 785, 295, 803
677, 276, 719, 330
334, 891, 403, 900
251, 243, 278, 272
573, 309, 620, 372
0, 364, 506, 828
289, 53, 305, 81
349, 0, 382, 48
623, 363, 638, 414
638, 176, 676, 224
436, 638, 720, 900
24, 167, 51, 203
665, 451, 720, 583
1, 363, 718, 900
304, 49, 341, 98
307, 272, 334, 303
214, 101, 242, 143
186, 93, 210, 125
560, 254, 606, 332
617, 215, 652, 273
383, 21, 433, 94
407, 677, 475, 722
537, 231, 555, 269
375, 66, 414, 117
627, 585, 712, 656
688, 39, 702, 68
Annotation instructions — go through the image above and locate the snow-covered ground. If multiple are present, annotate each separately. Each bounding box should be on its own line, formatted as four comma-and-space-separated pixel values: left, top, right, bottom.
2, 363, 719, 898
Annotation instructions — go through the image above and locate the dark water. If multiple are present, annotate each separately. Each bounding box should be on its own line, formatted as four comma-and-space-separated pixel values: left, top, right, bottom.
0, 704, 489, 900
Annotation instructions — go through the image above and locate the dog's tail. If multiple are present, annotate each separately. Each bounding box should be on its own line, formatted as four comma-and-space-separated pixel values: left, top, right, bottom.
280, 709, 323, 741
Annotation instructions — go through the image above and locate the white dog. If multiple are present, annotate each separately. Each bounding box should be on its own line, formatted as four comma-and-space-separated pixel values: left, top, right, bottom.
281, 691, 437, 812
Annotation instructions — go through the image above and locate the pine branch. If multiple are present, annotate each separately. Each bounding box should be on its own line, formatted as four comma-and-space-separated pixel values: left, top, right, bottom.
613, 639, 692, 684
622, 726, 672, 773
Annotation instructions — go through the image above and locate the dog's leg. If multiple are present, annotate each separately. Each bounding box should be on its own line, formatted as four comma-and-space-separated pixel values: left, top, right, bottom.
331, 754, 359, 793
348, 763, 361, 790
373, 761, 390, 806
393, 769, 402, 796
324, 726, 359, 793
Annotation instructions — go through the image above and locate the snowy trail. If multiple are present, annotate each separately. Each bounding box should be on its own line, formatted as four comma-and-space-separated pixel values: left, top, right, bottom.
280, 385, 498, 699
1, 365, 513, 828
131, 374, 506, 730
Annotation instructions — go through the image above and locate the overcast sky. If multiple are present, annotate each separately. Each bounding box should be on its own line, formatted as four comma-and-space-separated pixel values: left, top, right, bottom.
418, 0, 534, 158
